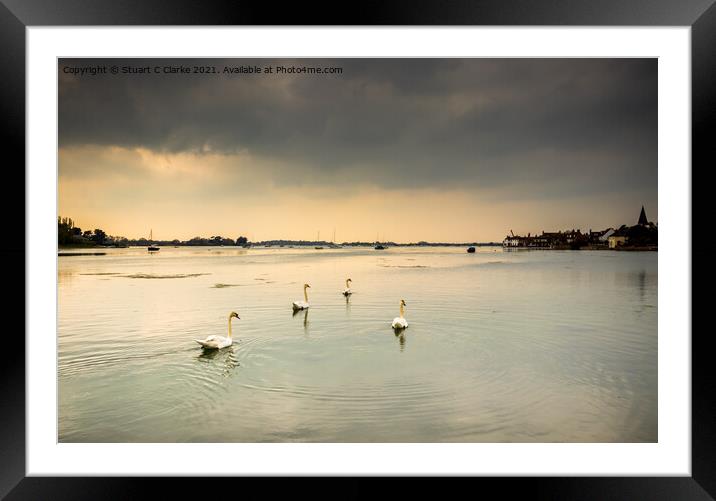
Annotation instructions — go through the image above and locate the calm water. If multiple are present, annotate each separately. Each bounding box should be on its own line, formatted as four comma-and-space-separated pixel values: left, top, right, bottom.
58, 246, 657, 442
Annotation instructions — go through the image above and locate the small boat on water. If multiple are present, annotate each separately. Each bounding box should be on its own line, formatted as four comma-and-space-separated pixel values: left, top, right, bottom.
467, 246, 476, 253
374, 232, 386, 250
147, 229, 160, 252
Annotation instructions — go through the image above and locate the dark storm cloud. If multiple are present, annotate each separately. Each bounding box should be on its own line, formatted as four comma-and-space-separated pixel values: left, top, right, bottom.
58, 58, 656, 195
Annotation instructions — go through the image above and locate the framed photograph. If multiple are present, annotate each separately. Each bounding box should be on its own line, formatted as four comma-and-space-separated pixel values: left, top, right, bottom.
5, 0, 712, 498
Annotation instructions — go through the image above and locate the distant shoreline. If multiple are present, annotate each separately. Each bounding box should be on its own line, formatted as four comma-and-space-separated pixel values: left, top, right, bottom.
58, 241, 504, 249
58, 243, 657, 254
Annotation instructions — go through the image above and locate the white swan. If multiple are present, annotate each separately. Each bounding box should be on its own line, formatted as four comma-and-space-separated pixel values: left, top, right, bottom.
194, 311, 239, 349
342, 278, 353, 296
292, 283, 311, 310
391, 299, 408, 330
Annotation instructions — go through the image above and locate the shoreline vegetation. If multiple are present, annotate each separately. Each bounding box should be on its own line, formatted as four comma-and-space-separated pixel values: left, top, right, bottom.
58, 217, 503, 249
58, 240, 504, 249
58, 208, 657, 252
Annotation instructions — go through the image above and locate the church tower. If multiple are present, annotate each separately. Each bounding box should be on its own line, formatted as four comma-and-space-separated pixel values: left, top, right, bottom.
638, 205, 648, 225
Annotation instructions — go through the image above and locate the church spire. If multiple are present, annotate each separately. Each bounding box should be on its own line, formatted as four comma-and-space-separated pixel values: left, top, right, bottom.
638, 205, 648, 225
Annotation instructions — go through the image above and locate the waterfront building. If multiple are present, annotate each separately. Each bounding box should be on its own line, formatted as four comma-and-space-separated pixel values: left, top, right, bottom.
608, 235, 628, 248
502, 205, 655, 250
599, 228, 615, 242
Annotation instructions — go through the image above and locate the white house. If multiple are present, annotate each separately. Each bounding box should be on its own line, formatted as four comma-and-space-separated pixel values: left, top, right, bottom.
608, 235, 627, 249
599, 228, 615, 242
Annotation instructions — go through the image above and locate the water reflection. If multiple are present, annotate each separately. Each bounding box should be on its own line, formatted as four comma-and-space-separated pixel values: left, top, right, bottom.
615, 269, 656, 305
197, 347, 221, 360
58, 268, 75, 284
636, 270, 647, 302
197, 346, 239, 376
292, 308, 309, 330
58, 246, 658, 443
395, 331, 406, 352
345, 295, 351, 316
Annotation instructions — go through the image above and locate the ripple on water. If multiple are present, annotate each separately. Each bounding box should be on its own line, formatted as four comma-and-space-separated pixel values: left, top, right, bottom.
122, 273, 209, 279
58, 248, 657, 442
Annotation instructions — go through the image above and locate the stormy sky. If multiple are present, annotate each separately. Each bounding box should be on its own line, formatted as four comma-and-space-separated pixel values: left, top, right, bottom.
58, 58, 657, 242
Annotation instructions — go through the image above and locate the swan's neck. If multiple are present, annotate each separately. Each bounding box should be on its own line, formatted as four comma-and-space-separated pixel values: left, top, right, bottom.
227, 316, 234, 338
346, 280, 350, 289
399, 303, 405, 318
304, 286, 309, 302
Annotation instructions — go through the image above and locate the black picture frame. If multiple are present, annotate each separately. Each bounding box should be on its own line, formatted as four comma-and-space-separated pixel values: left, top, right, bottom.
2, 0, 712, 498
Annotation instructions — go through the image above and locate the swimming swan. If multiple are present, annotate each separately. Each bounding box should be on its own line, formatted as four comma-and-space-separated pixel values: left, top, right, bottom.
292, 283, 311, 310
391, 299, 408, 330
342, 278, 353, 296
195, 311, 239, 349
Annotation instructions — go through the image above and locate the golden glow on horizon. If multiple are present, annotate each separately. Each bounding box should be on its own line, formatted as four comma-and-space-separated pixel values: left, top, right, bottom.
59, 145, 657, 242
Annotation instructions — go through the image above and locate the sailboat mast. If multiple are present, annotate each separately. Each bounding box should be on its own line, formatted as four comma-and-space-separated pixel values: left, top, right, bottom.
147, 228, 160, 252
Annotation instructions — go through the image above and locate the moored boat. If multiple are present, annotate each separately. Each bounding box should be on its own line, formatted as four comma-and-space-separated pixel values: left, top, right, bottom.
147, 229, 160, 252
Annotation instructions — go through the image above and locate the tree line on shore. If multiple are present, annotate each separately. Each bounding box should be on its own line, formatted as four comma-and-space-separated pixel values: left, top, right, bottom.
58, 217, 501, 248
58, 217, 249, 247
